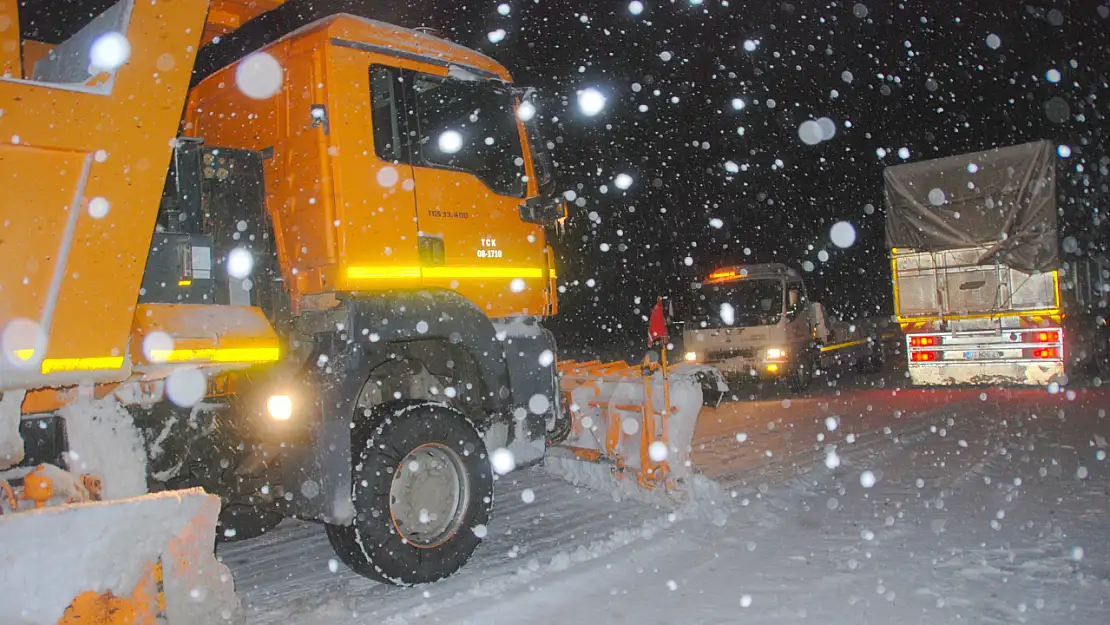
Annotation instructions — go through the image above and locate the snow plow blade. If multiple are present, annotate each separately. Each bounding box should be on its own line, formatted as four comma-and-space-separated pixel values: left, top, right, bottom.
548, 359, 728, 501
0, 488, 242, 625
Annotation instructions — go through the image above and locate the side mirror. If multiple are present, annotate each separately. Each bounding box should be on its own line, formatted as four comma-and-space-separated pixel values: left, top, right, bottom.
786, 300, 805, 321
520, 195, 567, 225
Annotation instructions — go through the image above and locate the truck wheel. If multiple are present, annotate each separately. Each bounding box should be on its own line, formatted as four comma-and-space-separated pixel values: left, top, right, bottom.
326, 400, 493, 586
216, 503, 284, 542
788, 355, 814, 392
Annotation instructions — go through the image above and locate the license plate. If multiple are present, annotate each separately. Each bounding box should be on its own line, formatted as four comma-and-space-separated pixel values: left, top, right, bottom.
965, 350, 1003, 360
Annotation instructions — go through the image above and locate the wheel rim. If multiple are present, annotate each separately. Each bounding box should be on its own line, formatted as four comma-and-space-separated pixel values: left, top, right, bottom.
389, 443, 470, 548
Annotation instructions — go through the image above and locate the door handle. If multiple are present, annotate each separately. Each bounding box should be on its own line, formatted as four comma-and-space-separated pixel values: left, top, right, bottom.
419, 235, 445, 265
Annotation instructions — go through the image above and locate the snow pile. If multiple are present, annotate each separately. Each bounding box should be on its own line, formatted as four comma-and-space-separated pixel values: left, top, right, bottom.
0, 488, 243, 625
1, 390, 25, 470
543, 455, 730, 526
58, 394, 148, 499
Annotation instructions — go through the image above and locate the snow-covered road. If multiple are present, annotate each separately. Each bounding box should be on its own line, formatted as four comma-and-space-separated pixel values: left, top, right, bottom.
219, 381, 1110, 624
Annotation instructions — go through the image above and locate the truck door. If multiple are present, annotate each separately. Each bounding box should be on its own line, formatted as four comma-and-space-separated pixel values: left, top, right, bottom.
325, 52, 424, 292
403, 70, 546, 317
784, 280, 813, 348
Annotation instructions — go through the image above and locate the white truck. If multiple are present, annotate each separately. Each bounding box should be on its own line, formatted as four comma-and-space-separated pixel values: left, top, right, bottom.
883, 140, 1075, 386
679, 264, 897, 391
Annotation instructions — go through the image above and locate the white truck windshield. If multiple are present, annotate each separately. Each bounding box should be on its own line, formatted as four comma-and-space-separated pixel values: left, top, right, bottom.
688, 279, 785, 328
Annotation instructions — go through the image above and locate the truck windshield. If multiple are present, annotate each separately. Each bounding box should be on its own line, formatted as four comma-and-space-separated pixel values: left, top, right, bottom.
688, 279, 785, 328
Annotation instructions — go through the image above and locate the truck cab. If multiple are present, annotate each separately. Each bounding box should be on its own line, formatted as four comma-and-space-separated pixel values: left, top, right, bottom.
681, 264, 819, 390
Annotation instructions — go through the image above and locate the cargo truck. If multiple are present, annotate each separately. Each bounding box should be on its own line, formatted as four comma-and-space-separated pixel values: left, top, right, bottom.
883, 140, 1085, 386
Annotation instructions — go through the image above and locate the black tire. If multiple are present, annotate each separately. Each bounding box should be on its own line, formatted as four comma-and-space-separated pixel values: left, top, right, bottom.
325, 399, 493, 586
788, 354, 814, 392
216, 504, 284, 542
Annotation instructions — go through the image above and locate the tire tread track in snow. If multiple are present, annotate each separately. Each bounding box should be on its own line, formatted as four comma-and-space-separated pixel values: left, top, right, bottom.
220, 386, 1110, 625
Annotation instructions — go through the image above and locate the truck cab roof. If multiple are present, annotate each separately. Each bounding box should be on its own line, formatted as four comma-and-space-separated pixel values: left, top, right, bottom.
704, 263, 800, 284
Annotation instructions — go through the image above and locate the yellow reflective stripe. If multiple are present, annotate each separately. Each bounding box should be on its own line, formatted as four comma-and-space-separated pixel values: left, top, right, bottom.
820, 338, 870, 353
346, 266, 545, 280
41, 356, 126, 374
149, 347, 280, 364
422, 266, 544, 279
347, 266, 422, 280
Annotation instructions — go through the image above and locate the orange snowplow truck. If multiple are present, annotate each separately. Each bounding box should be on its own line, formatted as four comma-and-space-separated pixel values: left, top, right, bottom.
1, 0, 567, 600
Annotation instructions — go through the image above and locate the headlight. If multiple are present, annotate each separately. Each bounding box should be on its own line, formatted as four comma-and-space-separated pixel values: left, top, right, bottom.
684, 351, 698, 362
267, 394, 293, 421
766, 348, 786, 360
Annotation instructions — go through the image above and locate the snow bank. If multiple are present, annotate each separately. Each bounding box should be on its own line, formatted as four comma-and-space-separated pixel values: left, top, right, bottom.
1, 389, 25, 470
57, 394, 148, 499
0, 488, 243, 625
543, 455, 730, 527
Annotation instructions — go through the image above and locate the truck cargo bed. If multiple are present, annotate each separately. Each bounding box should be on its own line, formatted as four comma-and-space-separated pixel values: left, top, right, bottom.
893, 245, 1059, 321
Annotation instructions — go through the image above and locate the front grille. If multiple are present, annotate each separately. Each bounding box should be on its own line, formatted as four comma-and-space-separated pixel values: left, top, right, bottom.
706, 347, 756, 361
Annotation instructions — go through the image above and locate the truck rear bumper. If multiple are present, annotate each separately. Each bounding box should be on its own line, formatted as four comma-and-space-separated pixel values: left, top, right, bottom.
908, 361, 1064, 386
905, 327, 1065, 386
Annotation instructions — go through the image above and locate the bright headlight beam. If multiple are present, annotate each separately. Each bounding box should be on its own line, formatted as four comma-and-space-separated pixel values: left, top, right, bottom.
267, 395, 293, 421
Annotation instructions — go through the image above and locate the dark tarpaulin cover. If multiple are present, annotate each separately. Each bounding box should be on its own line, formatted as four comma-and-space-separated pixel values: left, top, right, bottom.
883, 140, 1059, 273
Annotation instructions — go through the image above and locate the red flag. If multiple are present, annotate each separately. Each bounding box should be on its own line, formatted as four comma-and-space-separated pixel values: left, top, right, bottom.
648, 297, 668, 345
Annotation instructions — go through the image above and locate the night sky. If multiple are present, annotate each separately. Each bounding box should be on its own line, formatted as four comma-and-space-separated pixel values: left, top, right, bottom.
457, 0, 1109, 356
22, 0, 1110, 358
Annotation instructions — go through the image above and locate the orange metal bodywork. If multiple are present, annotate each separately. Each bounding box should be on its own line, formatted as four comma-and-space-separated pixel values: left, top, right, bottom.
184, 15, 554, 319
556, 359, 676, 490
202, 0, 285, 46
0, 0, 212, 392
1, 0, 283, 411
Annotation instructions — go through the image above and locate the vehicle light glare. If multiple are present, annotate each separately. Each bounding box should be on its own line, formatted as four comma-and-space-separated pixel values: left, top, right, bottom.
267, 394, 293, 421
517, 100, 537, 121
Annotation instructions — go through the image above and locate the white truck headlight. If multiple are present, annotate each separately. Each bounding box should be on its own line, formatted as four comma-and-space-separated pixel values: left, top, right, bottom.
684, 351, 698, 362
267, 394, 293, 421
766, 348, 786, 360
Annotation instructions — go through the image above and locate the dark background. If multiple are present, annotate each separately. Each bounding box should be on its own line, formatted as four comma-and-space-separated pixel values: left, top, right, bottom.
23, 0, 1110, 358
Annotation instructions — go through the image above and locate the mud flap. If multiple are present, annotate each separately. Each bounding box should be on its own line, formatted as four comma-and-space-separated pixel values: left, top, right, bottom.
0, 488, 243, 625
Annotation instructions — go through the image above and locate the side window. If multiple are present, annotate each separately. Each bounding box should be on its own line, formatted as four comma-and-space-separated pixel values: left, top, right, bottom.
786, 282, 808, 319
523, 114, 555, 195
410, 72, 525, 198
369, 65, 408, 164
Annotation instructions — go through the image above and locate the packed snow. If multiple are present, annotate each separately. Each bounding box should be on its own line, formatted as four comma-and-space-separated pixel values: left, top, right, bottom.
219, 381, 1110, 625
2, 489, 241, 625
57, 395, 148, 499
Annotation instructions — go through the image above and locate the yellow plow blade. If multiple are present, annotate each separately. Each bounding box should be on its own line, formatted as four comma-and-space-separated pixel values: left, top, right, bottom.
0, 488, 242, 625
547, 359, 729, 504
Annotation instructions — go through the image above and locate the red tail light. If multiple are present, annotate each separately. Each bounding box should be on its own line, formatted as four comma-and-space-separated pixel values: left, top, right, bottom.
911, 351, 939, 362
1033, 347, 1058, 359
909, 336, 938, 347
1034, 331, 1059, 343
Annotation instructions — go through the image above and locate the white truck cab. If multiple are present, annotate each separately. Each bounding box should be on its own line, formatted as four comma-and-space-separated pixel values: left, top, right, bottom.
681, 264, 822, 390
